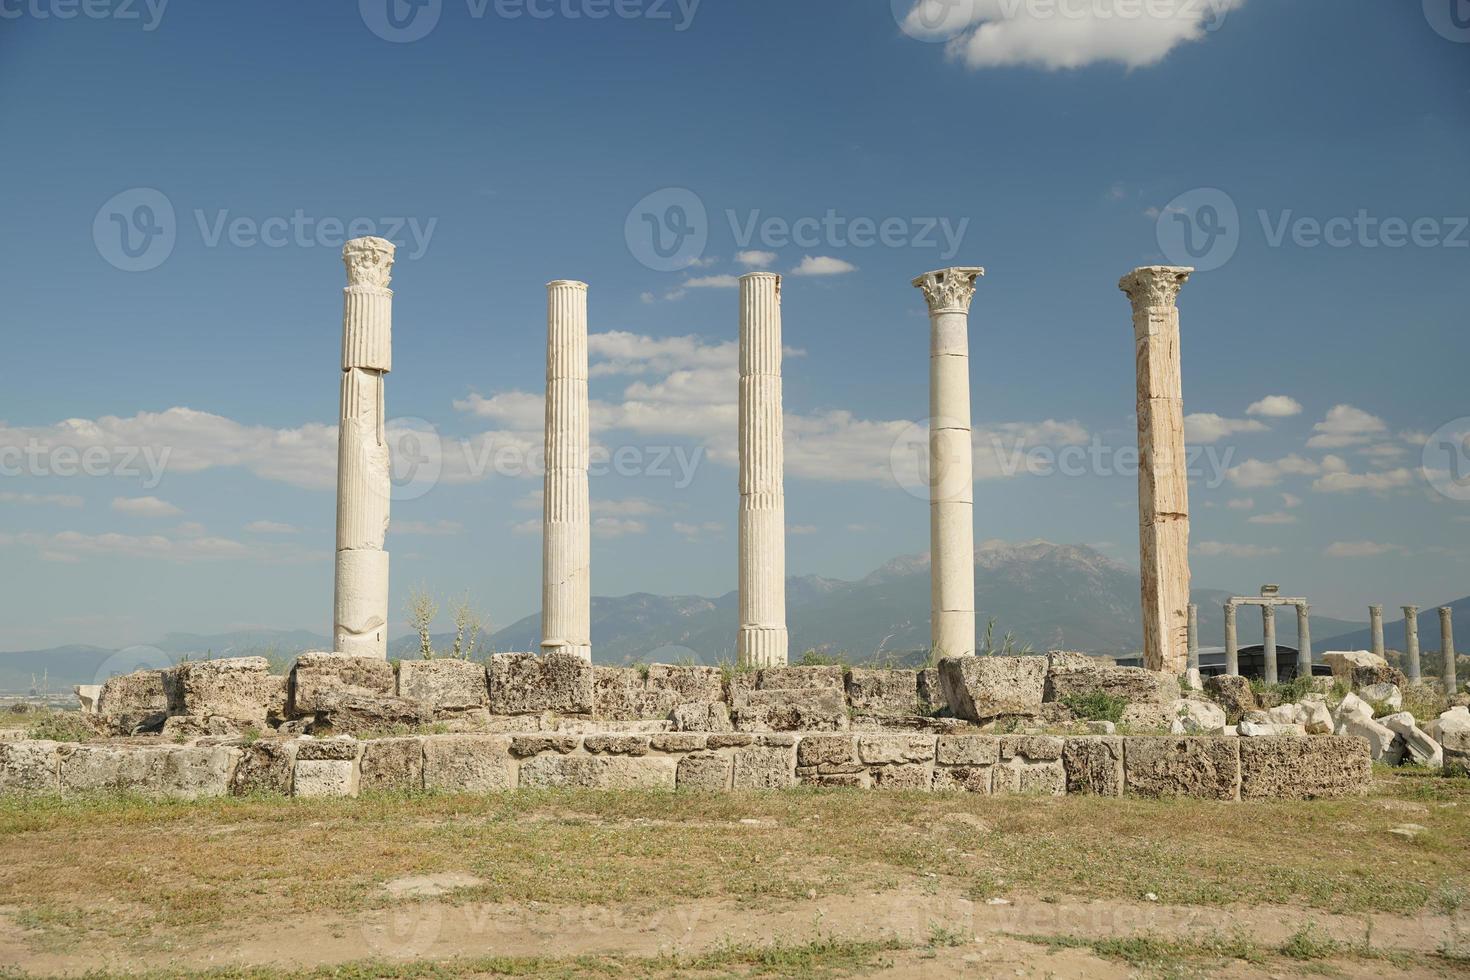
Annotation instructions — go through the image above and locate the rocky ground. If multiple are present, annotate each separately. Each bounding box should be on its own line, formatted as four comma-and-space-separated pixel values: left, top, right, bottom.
0, 769, 1466, 978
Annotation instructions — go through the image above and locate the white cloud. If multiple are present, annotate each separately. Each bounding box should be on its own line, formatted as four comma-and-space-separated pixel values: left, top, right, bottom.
899, 0, 1244, 71
682, 274, 741, 289
1312, 466, 1415, 494
510, 518, 540, 536
674, 521, 724, 541
1226, 498, 1254, 510
1358, 443, 1406, 460
1307, 404, 1388, 449
1281, 493, 1302, 509
790, 255, 856, 277
593, 517, 647, 538
245, 520, 298, 534
392, 520, 464, 536
1195, 540, 1282, 559
1247, 512, 1297, 525
1184, 413, 1267, 444
1325, 541, 1403, 559
33, 530, 247, 563
1225, 455, 1320, 489
594, 498, 662, 517
1246, 395, 1303, 418
788, 524, 819, 535
111, 496, 182, 518
736, 250, 777, 269
0, 491, 83, 508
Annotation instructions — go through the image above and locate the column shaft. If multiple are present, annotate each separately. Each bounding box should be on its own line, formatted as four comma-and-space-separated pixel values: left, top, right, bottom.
1187, 603, 1200, 671
1296, 603, 1313, 681
1370, 604, 1385, 659
1442, 606, 1458, 694
1404, 606, 1421, 684
913, 268, 983, 658
1223, 602, 1239, 676
333, 237, 395, 660
1120, 267, 1193, 675
542, 281, 591, 662
738, 273, 788, 668
1262, 604, 1278, 685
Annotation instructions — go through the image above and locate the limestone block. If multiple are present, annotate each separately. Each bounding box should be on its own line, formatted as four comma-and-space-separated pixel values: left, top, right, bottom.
845, 669, 920, 718
932, 765, 992, 793
707, 733, 754, 748
731, 744, 796, 789
1238, 721, 1306, 737
310, 693, 431, 736
871, 763, 932, 790
1044, 663, 1175, 705
999, 735, 1063, 762
519, 753, 676, 790
1204, 675, 1257, 721
646, 664, 725, 705
1173, 698, 1228, 734
0, 740, 61, 793
1266, 701, 1333, 735
936, 735, 1000, 767
1062, 736, 1124, 796
670, 701, 733, 732
1046, 651, 1097, 671
74, 685, 101, 715
296, 737, 363, 761
487, 653, 593, 716
293, 759, 358, 798
1123, 737, 1240, 800
591, 667, 644, 721
1358, 683, 1403, 712
800, 768, 869, 788
734, 688, 847, 732
856, 734, 936, 765
95, 669, 171, 735
1120, 702, 1176, 731
1183, 668, 1203, 692
398, 660, 489, 716
1332, 693, 1400, 763
162, 714, 248, 738
423, 735, 517, 792
649, 733, 706, 753
992, 759, 1066, 796
676, 752, 732, 790
360, 738, 425, 792
61, 745, 239, 799
938, 656, 1046, 723
510, 734, 581, 757
290, 653, 395, 714
1379, 712, 1443, 767
1323, 651, 1408, 690
231, 738, 301, 796
796, 734, 857, 769
584, 734, 650, 756
917, 668, 947, 713
755, 665, 845, 692
1239, 736, 1371, 800
1430, 707, 1470, 775
173, 657, 275, 726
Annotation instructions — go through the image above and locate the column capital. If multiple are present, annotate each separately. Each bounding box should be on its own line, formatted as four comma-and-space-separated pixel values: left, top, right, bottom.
343, 237, 395, 289
547, 279, 589, 291
912, 266, 985, 315
1118, 265, 1192, 311
1404, 604, 1420, 614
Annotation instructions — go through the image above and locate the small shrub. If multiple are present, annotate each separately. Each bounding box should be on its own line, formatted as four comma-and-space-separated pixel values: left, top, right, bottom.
798, 650, 848, 668
1280, 925, 1339, 960
1061, 691, 1127, 724
26, 710, 91, 743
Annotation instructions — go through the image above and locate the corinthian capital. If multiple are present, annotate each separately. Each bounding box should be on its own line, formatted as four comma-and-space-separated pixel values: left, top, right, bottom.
1119, 265, 1192, 311
343, 237, 396, 289
911, 266, 985, 315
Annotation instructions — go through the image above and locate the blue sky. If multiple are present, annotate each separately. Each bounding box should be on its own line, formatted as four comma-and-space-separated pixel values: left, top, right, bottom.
1, 0, 1468, 650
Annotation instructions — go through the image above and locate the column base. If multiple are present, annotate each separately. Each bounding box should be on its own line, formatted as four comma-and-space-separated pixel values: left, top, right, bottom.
541, 641, 591, 663
738, 628, 788, 669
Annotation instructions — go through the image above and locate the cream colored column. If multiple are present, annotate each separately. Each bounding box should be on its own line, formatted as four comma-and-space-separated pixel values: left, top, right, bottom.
1404, 606, 1421, 684
912, 267, 984, 659
737, 273, 788, 668
541, 280, 592, 662
1119, 266, 1194, 675
333, 237, 395, 659
1442, 606, 1458, 694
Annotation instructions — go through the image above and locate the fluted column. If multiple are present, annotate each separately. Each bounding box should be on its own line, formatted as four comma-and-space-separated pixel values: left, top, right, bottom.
1296, 603, 1313, 681
1223, 602, 1239, 676
1442, 606, 1458, 694
737, 273, 788, 668
1262, 604, 1278, 685
1404, 605, 1421, 684
1370, 604, 1385, 659
333, 237, 395, 659
1187, 603, 1200, 671
1119, 266, 1194, 676
912, 267, 983, 658
542, 280, 592, 662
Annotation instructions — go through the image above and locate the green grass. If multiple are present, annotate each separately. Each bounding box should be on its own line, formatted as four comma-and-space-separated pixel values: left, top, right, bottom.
1060, 690, 1127, 723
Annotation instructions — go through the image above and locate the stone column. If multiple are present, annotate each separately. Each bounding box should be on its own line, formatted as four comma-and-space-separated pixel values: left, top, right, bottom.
1187, 603, 1199, 671
1296, 603, 1313, 682
1119, 266, 1194, 675
1404, 605, 1421, 684
912, 267, 984, 659
1442, 606, 1458, 694
1370, 604, 1385, 659
333, 237, 395, 659
1262, 604, 1278, 685
541, 280, 591, 662
1223, 602, 1239, 676
737, 273, 788, 668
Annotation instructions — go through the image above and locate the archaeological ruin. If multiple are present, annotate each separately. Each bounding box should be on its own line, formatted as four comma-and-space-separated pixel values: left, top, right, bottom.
3, 241, 1467, 803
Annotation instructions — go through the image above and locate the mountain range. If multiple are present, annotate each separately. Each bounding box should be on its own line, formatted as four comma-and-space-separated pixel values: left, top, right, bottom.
4, 540, 1448, 694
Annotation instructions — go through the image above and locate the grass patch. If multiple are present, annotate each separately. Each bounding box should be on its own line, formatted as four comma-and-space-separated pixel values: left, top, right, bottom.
1060, 690, 1127, 724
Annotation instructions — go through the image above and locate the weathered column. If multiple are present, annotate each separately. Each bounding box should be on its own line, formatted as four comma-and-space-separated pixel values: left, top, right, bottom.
1404, 605, 1421, 684
1262, 604, 1278, 685
1119, 266, 1194, 675
737, 272, 788, 668
1296, 603, 1313, 681
1442, 606, 1458, 694
541, 280, 592, 662
1370, 604, 1385, 659
1187, 603, 1200, 671
1223, 602, 1239, 676
333, 237, 395, 659
913, 267, 984, 658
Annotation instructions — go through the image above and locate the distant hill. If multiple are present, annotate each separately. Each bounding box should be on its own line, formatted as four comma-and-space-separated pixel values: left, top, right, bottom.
1, 541, 1386, 690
